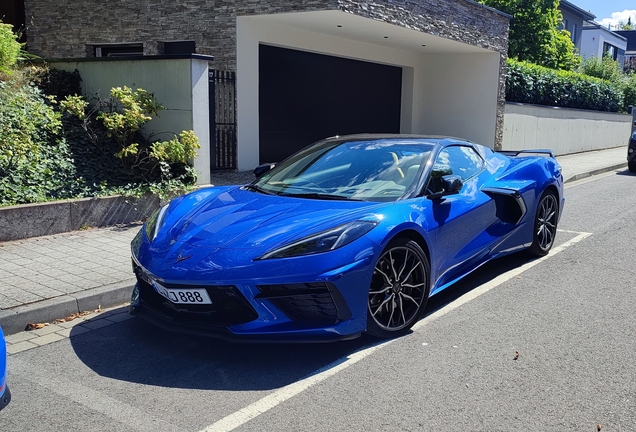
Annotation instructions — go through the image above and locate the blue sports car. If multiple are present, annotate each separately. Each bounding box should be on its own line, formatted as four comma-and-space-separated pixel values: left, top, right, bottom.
130, 134, 563, 342
1, 326, 10, 411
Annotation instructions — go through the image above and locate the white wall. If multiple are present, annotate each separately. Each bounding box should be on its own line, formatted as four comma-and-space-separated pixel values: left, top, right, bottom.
416, 52, 501, 147
51, 58, 212, 184
236, 14, 501, 171
581, 27, 628, 60
503, 103, 632, 155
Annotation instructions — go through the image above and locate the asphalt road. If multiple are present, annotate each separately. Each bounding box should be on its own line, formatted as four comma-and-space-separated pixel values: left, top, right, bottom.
3, 169, 636, 431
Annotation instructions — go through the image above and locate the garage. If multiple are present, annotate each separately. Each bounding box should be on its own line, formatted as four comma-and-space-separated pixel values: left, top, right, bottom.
258, 44, 403, 163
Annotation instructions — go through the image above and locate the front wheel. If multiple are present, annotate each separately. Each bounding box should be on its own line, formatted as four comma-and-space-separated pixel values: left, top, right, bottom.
528, 191, 558, 257
366, 238, 430, 338
628, 160, 636, 173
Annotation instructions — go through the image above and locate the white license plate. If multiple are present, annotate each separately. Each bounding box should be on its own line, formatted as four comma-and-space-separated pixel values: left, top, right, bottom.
151, 280, 212, 304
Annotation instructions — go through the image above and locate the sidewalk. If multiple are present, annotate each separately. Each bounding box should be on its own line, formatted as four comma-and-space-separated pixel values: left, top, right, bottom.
0, 146, 628, 335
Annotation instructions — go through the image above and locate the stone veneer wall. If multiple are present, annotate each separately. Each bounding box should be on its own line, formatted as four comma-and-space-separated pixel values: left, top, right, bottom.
24, 0, 509, 147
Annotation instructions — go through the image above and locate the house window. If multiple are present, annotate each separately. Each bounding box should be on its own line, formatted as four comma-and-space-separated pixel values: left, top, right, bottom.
571, 23, 577, 42
159, 41, 196, 55
91, 43, 143, 57
561, 19, 569, 31
603, 42, 618, 60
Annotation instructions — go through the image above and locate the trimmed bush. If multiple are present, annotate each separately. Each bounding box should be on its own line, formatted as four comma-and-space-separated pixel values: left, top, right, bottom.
506, 58, 623, 112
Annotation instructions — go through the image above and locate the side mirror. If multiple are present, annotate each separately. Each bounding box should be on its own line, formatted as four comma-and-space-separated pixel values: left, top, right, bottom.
441, 175, 463, 194
253, 163, 276, 178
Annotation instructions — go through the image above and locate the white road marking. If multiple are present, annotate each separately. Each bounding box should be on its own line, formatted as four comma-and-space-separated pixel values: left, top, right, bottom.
201, 341, 394, 432
200, 230, 592, 432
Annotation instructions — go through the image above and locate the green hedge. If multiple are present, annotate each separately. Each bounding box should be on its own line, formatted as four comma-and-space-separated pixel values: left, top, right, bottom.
506, 58, 623, 112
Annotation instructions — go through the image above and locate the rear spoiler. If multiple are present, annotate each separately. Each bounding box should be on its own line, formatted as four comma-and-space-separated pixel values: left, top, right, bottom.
497, 149, 555, 158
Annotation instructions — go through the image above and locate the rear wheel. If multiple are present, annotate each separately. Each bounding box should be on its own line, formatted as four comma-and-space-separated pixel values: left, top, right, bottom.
367, 238, 429, 338
528, 191, 558, 257
628, 161, 636, 173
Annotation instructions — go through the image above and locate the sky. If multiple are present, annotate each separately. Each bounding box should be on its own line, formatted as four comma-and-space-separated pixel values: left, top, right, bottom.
568, 0, 636, 29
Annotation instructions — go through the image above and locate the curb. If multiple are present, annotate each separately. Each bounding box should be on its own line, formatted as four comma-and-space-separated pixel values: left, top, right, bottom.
563, 163, 628, 184
0, 280, 134, 336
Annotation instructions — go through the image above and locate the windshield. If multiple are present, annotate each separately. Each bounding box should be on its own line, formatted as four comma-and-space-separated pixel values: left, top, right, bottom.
251, 139, 434, 202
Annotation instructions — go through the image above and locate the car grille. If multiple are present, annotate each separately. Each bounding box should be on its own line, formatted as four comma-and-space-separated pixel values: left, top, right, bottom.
256, 282, 351, 325
133, 264, 258, 326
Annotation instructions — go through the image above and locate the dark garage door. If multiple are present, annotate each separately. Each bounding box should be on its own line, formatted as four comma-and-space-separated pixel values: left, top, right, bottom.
259, 45, 402, 163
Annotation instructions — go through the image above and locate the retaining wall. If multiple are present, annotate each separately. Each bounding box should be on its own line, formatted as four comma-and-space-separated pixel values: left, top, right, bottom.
503, 103, 632, 155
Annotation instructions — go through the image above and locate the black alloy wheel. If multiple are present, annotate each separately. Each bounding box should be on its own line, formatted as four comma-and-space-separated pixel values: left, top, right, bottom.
367, 238, 429, 338
528, 191, 558, 256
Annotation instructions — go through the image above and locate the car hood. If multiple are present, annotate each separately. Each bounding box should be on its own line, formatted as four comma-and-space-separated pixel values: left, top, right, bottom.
153, 187, 382, 254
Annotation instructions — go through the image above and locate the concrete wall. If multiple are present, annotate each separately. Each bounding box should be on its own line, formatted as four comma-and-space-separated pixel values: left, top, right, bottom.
50, 57, 212, 184
502, 103, 632, 155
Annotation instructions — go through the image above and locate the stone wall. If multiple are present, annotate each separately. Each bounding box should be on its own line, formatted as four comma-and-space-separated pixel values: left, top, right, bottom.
24, 0, 241, 69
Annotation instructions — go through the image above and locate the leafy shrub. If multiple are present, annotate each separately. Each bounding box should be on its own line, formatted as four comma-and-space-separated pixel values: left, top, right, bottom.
506, 58, 623, 112
624, 72, 636, 111
0, 82, 80, 205
60, 86, 200, 187
0, 61, 199, 206
32, 67, 83, 100
0, 21, 21, 74
579, 55, 636, 112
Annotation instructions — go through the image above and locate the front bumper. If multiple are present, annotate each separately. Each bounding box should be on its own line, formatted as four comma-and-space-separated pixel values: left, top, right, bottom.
129, 255, 372, 342
628, 137, 636, 162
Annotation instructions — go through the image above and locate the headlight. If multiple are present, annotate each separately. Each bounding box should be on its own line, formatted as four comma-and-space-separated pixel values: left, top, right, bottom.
145, 204, 169, 242
259, 220, 378, 260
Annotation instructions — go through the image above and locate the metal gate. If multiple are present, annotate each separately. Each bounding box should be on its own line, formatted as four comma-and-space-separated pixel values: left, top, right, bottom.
209, 69, 237, 170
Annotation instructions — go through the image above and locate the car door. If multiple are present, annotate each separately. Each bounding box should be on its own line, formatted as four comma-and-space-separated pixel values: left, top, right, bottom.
425, 145, 498, 293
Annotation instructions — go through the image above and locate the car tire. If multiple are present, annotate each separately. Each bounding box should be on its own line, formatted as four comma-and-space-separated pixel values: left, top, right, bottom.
366, 237, 430, 338
528, 190, 558, 257
629, 161, 636, 173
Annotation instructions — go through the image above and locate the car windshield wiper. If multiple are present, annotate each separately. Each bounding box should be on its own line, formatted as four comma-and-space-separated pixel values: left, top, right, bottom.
280, 192, 362, 201
242, 184, 276, 195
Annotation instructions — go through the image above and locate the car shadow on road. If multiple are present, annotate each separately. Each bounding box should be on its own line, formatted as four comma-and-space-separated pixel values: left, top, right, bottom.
69, 237, 564, 392
615, 168, 635, 177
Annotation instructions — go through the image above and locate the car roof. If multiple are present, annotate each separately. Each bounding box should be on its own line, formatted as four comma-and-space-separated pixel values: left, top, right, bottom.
322, 133, 476, 147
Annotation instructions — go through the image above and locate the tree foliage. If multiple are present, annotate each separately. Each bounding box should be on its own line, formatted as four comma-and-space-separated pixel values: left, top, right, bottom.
479, 0, 579, 70
617, 17, 633, 31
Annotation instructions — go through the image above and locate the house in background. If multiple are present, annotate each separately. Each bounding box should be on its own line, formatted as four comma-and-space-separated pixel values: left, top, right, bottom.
581, 22, 628, 68
614, 30, 636, 72
558, 0, 595, 49
558, 0, 628, 69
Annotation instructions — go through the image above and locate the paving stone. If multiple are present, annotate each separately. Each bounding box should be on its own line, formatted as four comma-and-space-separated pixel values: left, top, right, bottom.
56, 325, 91, 338
29, 323, 65, 336
55, 320, 84, 329
7, 340, 38, 354
5, 331, 38, 344
30, 333, 66, 346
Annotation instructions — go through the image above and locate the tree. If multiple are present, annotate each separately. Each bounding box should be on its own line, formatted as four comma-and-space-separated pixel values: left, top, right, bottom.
479, 0, 579, 70
617, 17, 633, 31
